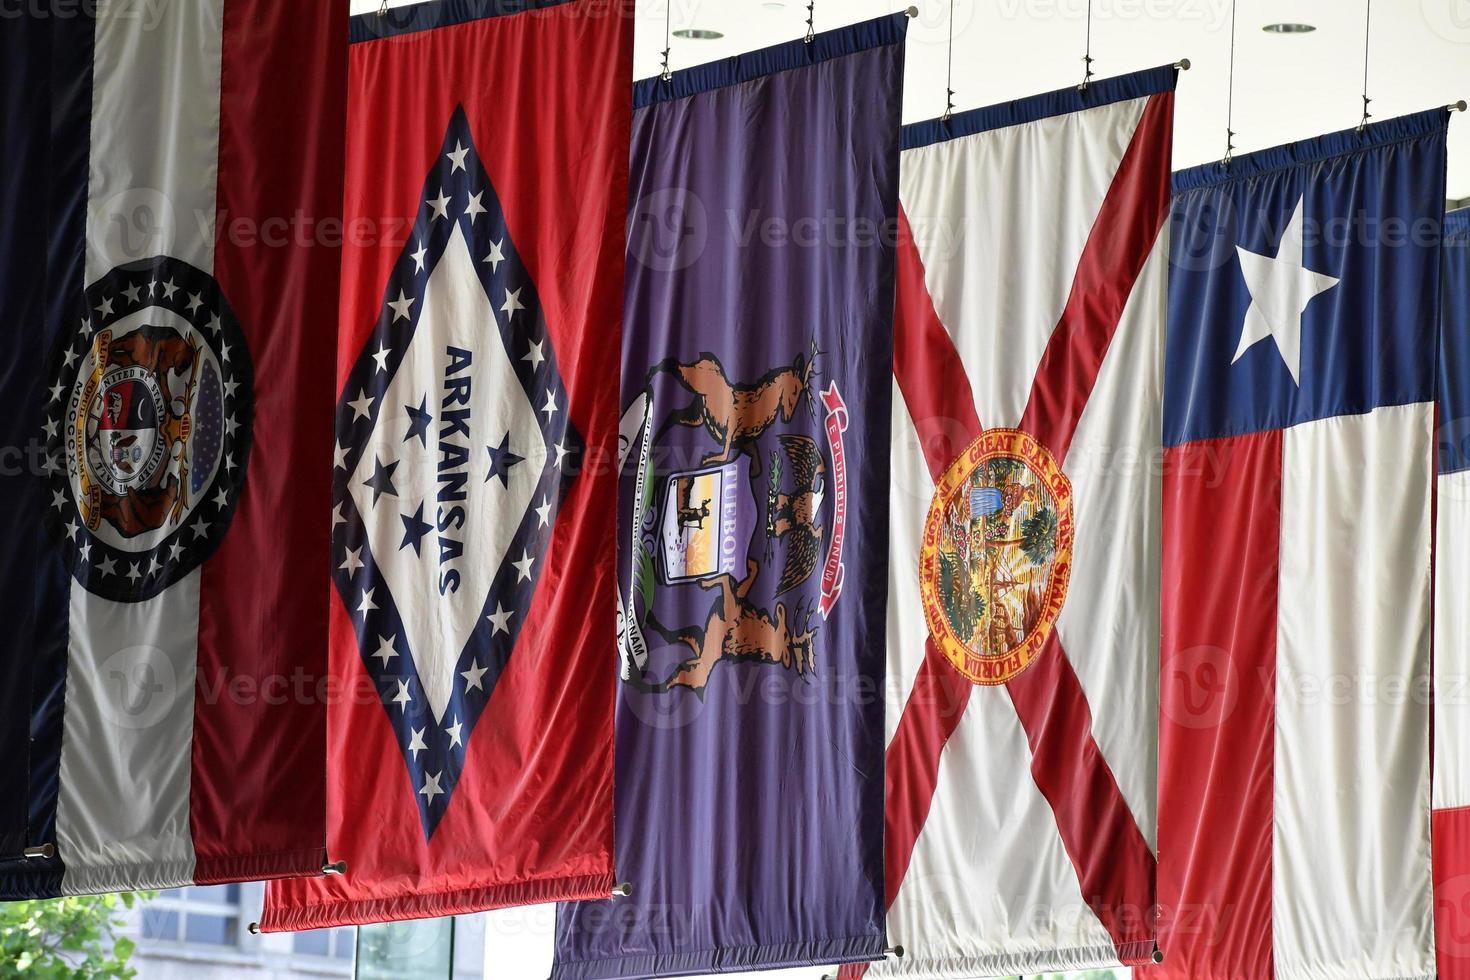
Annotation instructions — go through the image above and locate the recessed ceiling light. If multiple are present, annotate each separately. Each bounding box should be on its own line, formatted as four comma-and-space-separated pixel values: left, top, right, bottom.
673, 28, 724, 40
1262, 22, 1316, 33
762, 1, 787, 8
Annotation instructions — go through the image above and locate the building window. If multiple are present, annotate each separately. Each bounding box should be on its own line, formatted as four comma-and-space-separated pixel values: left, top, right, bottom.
293, 927, 356, 960
139, 885, 242, 947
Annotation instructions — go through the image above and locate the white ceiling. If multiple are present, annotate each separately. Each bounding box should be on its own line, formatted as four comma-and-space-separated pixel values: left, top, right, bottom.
353, 0, 1470, 198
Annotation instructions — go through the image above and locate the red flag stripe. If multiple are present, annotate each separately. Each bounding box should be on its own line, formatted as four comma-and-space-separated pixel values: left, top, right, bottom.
1148, 434, 1281, 980
1018, 90, 1174, 463
1005, 633, 1158, 963
893, 208, 984, 481
192, 0, 346, 883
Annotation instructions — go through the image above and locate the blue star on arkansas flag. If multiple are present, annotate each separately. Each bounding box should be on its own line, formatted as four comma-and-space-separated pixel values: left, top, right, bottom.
332, 106, 582, 839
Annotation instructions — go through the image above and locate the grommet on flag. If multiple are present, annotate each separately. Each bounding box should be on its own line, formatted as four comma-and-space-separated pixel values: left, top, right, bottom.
322, 859, 348, 876
611, 882, 633, 898
21, 844, 54, 860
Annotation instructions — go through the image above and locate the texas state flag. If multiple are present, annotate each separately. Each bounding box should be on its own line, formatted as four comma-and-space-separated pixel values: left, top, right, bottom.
262, 0, 630, 928
1153, 110, 1449, 980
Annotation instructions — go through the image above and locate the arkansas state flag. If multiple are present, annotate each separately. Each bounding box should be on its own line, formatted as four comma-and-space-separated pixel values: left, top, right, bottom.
262, 0, 629, 929
553, 15, 906, 979
0, 0, 345, 895
1153, 111, 1448, 980
1435, 206, 1470, 979
847, 67, 1177, 977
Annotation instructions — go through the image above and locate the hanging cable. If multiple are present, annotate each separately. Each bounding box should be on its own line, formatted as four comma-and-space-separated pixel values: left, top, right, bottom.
660, 0, 672, 81
943, 0, 956, 120
1223, 0, 1237, 164
805, 0, 816, 43
1357, 0, 1373, 131
378, 0, 388, 15
1077, 0, 1095, 91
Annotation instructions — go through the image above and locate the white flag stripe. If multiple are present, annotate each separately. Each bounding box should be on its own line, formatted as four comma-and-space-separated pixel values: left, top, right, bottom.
1274, 402, 1436, 980
898, 96, 1145, 431
57, 0, 226, 892
1436, 470, 1470, 811
58, 576, 201, 894
1052, 228, 1167, 850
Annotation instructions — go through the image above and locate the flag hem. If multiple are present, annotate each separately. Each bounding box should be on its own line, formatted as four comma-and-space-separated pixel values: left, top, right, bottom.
853, 940, 1127, 979
0, 846, 326, 900
901, 64, 1178, 151
549, 934, 888, 980
258, 870, 613, 932
632, 12, 909, 108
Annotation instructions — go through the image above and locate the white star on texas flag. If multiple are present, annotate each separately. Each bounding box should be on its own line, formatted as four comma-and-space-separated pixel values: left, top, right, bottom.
1233, 197, 1341, 385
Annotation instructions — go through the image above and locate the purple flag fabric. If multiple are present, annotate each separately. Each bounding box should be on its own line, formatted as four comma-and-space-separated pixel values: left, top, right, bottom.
552, 15, 907, 979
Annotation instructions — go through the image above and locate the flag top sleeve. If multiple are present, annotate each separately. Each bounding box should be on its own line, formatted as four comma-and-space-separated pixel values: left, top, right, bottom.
1435, 206, 1470, 980
857, 66, 1176, 979
261, 0, 630, 930
1154, 112, 1447, 980
552, 15, 907, 980
0, 0, 346, 898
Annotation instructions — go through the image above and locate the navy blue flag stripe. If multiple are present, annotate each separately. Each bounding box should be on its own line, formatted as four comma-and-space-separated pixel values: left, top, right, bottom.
1442, 207, 1470, 475
348, 0, 576, 42
0, 9, 93, 897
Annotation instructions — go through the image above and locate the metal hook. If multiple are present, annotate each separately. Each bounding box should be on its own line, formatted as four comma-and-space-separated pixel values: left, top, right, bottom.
377, 0, 388, 16
1078, 54, 1095, 92
612, 882, 634, 898
22, 843, 55, 860
1357, 94, 1373, 134
805, 1, 815, 43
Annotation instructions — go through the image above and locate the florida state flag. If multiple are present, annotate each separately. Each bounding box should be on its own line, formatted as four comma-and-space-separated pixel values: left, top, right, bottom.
846, 67, 1177, 977
262, 0, 630, 928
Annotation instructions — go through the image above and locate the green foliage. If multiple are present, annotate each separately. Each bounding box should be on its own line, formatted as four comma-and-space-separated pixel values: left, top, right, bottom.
939, 549, 982, 638
0, 892, 149, 978
1020, 506, 1058, 566
988, 457, 1022, 485
636, 543, 657, 609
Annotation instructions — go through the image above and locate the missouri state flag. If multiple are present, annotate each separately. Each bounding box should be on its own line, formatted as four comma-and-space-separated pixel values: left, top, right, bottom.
1435, 205, 1470, 979
261, 0, 630, 928
553, 15, 906, 978
0, 0, 346, 895
845, 67, 1177, 978
1152, 111, 1449, 980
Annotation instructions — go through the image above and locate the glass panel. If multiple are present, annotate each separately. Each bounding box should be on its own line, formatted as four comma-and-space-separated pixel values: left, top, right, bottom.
334, 928, 356, 960
356, 917, 452, 980
190, 884, 238, 905
140, 909, 179, 941
293, 928, 333, 957
183, 913, 234, 946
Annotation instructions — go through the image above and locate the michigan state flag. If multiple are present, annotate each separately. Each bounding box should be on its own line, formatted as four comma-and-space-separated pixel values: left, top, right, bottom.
553, 14, 907, 979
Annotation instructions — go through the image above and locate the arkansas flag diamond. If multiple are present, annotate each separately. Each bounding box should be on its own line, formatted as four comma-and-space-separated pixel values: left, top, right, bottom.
335, 107, 579, 838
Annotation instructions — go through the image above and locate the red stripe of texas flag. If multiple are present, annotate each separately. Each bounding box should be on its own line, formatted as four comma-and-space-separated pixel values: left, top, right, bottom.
1147, 433, 1281, 980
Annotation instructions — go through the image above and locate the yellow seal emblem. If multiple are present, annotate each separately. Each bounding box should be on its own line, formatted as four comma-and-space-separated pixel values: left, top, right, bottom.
919, 428, 1074, 685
